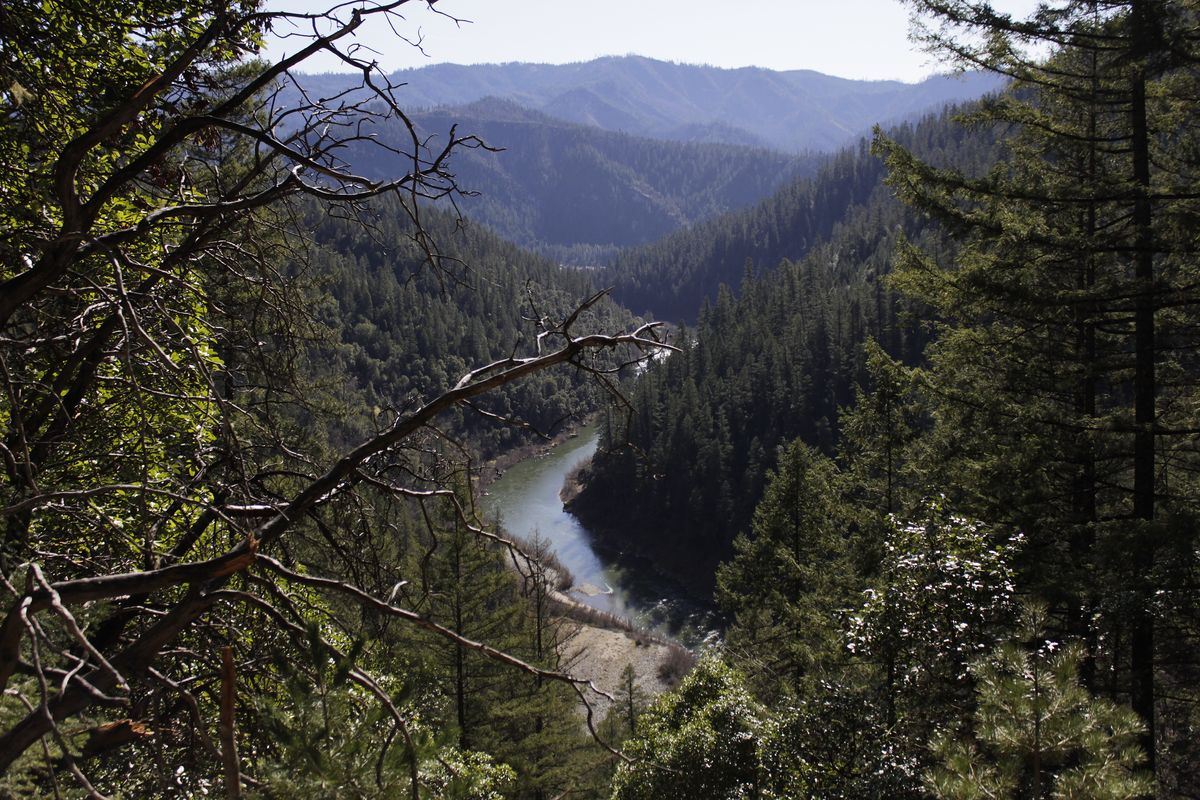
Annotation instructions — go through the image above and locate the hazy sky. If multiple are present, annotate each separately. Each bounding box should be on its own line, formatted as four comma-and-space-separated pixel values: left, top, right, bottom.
272, 0, 1041, 82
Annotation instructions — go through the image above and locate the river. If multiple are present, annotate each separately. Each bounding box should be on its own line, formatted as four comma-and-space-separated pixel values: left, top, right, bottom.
481, 424, 717, 644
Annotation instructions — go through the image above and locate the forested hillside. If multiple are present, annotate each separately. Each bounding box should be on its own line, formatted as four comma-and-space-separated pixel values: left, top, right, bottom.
583, 3, 1200, 799
603, 105, 999, 321
571, 107, 994, 572
344, 99, 808, 262
299, 194, 638, 457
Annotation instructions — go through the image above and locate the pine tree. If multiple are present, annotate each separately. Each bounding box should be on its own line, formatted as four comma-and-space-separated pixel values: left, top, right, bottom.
616, 663, 647, 738
926, 608, 1152, 800
839, 340, 920, 520
476, 533, 593, 800
420, 505, 526, 751
715, 441, 854, 698
838, 339, 924, 582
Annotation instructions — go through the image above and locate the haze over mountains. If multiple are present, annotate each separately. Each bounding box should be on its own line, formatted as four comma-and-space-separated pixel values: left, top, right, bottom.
300, 55, 1003, 153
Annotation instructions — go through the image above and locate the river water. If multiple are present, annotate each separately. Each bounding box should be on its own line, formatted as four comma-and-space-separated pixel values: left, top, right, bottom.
481, 424, 717, 643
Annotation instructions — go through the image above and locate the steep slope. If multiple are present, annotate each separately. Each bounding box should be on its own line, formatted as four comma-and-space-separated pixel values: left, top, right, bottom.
602, 103, 996, 322
603, 139, 886, 321
301, 194, 639, 458
570, 108, 1000, 586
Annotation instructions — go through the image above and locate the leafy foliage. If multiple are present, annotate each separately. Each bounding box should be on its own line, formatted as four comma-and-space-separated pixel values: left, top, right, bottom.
848, 499, 1022, 733
610, 657, 765, 800
878, 1, 1200, 789
762, 679, 924, 800
0, 1, 665, 796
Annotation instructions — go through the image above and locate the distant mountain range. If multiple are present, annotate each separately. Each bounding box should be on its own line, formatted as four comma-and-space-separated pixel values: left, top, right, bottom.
297, 55, 1004, 153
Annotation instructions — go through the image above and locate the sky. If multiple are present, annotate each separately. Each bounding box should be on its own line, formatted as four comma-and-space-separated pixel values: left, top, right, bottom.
270, 0, 1042, 83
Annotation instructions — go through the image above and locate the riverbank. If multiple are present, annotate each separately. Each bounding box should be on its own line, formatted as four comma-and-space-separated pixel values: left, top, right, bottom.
563, 625, 677, 721
549, 588, 693, 720
559, 459, 586, 506
477, 424, 696, 717
475, 417, 591, 493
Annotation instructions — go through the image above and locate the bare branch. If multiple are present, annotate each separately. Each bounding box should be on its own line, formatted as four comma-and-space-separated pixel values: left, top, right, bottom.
255, 554, 613, 702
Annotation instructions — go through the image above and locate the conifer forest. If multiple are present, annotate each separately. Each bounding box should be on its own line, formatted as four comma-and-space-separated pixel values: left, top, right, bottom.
1, 1, 1198, 797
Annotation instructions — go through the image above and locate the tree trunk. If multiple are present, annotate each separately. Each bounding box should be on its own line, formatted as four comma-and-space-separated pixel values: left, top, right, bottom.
1129, 1, 1157, 776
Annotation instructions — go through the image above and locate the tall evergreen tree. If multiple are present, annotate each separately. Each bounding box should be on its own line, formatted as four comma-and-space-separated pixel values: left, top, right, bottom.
419, 504, 525, 751
715, 441, 853, 698
880, 2, 1200, 787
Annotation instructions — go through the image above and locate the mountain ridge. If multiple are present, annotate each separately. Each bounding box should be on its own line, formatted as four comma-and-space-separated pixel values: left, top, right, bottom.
297, 54, 1005, 153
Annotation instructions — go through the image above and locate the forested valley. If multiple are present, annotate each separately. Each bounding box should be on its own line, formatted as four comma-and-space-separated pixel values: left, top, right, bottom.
300, 194, 640, 458
348, 101, 815, 265
1, 1, 1198, 799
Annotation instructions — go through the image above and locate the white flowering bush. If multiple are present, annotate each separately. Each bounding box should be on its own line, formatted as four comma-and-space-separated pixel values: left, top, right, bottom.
847, 497, 1022, 717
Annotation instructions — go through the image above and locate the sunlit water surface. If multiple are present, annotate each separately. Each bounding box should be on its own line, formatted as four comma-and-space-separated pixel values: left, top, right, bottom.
481, 425, 718, 645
